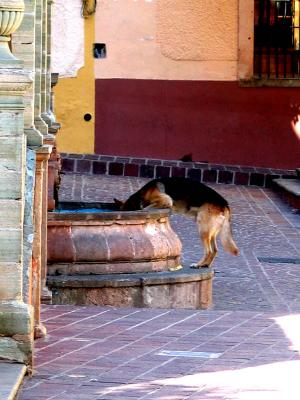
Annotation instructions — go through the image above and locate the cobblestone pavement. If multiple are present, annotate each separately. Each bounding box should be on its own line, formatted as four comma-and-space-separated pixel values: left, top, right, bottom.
19, 174, 300, 399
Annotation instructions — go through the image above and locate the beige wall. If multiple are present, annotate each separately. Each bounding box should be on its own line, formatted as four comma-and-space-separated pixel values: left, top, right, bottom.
95, 0, 239, 81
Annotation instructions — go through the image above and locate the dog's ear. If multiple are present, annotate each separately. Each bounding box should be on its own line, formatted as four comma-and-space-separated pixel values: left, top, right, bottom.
156, 182, 166, 193
114, 198, 124, 209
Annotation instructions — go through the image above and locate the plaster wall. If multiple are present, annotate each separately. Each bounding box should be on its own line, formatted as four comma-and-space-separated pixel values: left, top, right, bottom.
95, 0, 238, 81
55, 16, 95, 154
51, 0, 84, 77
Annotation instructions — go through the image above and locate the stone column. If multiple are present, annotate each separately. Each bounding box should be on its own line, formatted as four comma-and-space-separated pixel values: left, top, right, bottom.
0, 0, 34, 368
31, 147, 51, 337
48, 139, 61, 211
34, 0, 48, 135
41, 0, 55, 126
48, 72, 61, 211
41, 147, 52, 303
39, 0, 56, 303
10, 0, 53, 335
11, 0, 44, 147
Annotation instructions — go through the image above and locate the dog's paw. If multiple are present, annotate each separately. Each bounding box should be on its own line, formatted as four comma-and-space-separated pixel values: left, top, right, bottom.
169, 264, 183, 271
190, 263, 209, 269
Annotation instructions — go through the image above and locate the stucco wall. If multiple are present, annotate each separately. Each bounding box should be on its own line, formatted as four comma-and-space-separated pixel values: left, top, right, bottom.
51, 0, 84, 78
95, 0, 238, 81
157, 0, 237, 61
55, 16, 95, 154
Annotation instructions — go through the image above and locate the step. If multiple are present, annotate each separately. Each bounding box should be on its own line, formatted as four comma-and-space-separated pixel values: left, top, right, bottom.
273, 178, 300, 211
0, 362, 26, 400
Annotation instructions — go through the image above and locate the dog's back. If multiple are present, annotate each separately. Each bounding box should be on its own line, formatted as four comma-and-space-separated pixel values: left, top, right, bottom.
121, 177, 228, 212
158, 177, 228, 212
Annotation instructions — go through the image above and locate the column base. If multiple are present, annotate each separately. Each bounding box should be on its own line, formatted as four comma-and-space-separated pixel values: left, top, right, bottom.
34, 323, 47, 339
0, 302, 33, 365
41, 286, 52, 304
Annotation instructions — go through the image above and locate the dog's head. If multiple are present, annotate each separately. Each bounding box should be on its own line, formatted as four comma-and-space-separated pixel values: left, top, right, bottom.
114, 198, 125, 210
114, 197, 143, 211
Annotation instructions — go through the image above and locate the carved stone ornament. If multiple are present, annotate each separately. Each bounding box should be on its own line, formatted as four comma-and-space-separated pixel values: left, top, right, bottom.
0, 0, 25, 67
81, 0, 96, 17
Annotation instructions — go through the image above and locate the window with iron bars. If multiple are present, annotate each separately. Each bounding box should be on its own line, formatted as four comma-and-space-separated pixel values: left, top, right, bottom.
254, 0, 300, 79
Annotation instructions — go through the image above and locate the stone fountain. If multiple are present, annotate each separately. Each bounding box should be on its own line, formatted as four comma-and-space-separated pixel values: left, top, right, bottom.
47, 200, 213, 309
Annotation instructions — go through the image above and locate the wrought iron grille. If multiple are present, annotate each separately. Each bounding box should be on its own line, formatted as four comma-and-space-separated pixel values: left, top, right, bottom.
254, 0, 300, 78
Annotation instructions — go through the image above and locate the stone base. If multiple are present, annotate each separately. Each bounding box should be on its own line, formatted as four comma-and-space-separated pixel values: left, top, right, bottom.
47, 268, 214, 309
34, 323, 47, 339
41, 286, 53, 304
0, 302, 33, 365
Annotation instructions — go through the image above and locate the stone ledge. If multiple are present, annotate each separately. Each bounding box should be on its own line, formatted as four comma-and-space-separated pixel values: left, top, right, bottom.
47, 268, 214, 309
48, 259, 182, 276
60, 153, 297, 188
273, 178, 300, 197
47, 268, 214, 288
0, 362, 26, 400
48, 204, 170, 223
273, 178, 300, 211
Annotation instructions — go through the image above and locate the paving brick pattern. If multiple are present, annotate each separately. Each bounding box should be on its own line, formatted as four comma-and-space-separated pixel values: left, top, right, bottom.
19, 175, 300, 399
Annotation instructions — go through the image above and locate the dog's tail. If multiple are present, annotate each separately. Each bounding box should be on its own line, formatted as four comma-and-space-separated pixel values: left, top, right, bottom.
220, 207, 239, 256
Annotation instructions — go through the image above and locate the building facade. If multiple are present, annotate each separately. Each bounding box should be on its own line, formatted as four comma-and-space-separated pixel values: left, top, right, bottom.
56, 0, 300, 170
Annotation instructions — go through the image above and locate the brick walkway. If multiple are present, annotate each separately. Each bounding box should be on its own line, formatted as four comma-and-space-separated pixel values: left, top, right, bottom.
19, 175, 300, 399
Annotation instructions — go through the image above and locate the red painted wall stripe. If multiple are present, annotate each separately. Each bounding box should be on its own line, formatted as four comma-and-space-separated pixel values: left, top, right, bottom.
95, 79, 300, 169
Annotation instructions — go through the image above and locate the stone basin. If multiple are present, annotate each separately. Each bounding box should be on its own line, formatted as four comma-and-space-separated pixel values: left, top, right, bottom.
47, 202, 182, 275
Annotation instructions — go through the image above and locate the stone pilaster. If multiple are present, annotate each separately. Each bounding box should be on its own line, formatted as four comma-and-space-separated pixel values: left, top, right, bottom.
0, 68, 34, 366
41, 0, 55, 126
34, 0, 48, 135
41, 146, 52, 303
23, 148, 35, 306
11, 0, 44, 147
47, 72, 60, 211
31, 146, 51, 338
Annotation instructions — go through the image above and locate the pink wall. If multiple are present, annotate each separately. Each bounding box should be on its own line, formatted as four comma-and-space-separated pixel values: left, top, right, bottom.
95, 79, 300, 169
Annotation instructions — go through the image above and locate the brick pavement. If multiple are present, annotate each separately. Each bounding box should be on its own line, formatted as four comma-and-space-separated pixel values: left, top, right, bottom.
19, 175, 300, 399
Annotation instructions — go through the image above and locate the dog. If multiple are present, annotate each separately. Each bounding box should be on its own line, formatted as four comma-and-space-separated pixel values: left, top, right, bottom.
114, 177, 239, 268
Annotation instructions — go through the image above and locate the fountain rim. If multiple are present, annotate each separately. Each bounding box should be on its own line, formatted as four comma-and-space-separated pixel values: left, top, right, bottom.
48, 201, 171, 222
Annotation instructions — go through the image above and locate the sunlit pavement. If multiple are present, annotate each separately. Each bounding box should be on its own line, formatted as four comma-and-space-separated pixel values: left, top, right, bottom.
19, 175, 300, 399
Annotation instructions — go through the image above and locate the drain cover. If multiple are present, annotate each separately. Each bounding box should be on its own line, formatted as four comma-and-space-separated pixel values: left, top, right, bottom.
257, 257, 300, 264
157, 350, 221, 359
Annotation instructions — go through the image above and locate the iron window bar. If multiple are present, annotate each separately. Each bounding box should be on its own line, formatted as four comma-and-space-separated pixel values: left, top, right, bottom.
254, 0, 300, 79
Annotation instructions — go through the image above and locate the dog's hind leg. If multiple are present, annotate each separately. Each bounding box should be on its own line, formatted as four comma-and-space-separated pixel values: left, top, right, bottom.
191, 205, 225, 268
191, 231, 215, 268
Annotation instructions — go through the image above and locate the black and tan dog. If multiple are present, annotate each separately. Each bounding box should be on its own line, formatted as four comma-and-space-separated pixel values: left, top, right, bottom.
115, 177, 239, 268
